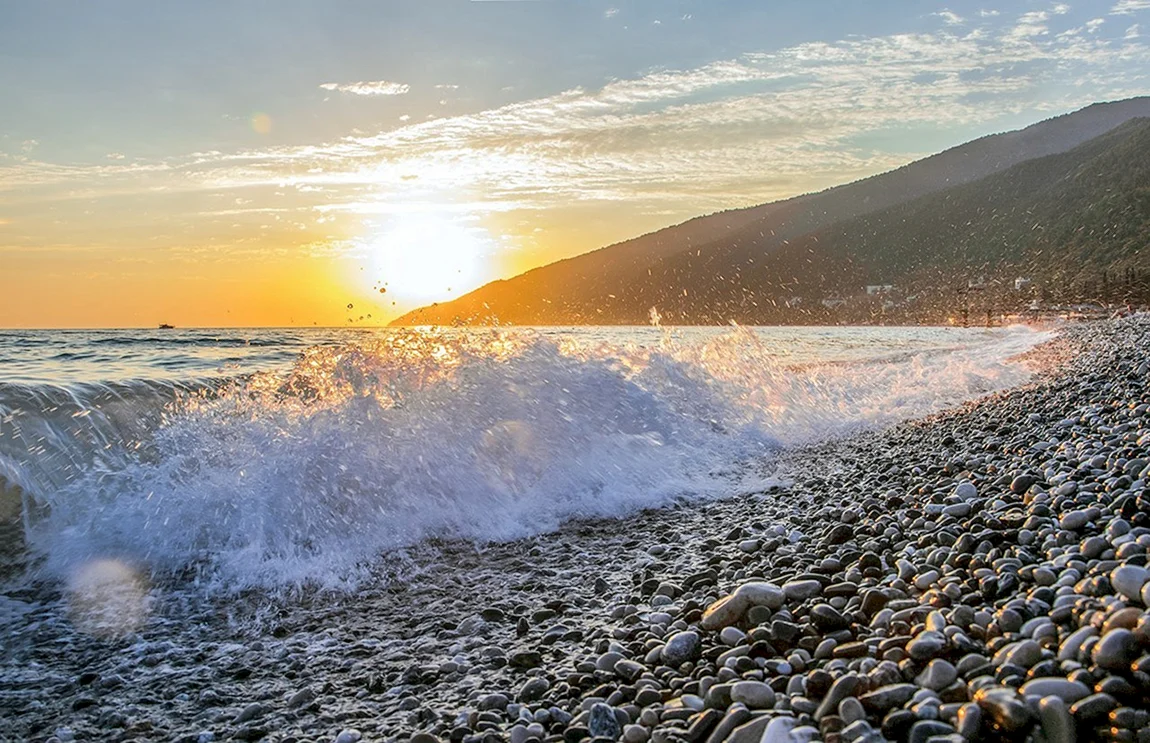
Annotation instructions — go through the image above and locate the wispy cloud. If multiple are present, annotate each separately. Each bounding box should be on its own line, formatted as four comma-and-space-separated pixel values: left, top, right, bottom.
319, 80, 411, 96
1006, 10, 1052, 40
1128, 23, 1142, 37
1112, 0, 1150, 14
935, 10, 965, 25
5, 12, 1149, 256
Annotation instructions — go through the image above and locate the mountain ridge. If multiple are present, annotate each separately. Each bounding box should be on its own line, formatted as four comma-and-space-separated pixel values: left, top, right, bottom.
393, 97, 1150, 326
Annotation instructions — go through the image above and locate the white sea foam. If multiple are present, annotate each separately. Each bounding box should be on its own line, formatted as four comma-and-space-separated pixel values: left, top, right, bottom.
10, 325, 1050, 591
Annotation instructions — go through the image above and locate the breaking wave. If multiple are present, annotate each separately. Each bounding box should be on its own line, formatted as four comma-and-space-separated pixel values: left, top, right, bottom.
1, 325, 1049, 591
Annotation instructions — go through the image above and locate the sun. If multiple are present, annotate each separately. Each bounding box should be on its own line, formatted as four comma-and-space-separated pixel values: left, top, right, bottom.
361, 212, 493, 302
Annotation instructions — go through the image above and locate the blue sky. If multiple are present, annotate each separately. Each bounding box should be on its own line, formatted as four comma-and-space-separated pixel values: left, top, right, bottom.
2, 1, 944, 159
1, 0, 1148, 326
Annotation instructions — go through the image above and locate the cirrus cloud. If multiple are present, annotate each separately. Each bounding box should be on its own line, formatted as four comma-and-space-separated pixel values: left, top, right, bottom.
4, 8, 1149, 267
319, 80, 411, 96
1112, 0, 1150, 13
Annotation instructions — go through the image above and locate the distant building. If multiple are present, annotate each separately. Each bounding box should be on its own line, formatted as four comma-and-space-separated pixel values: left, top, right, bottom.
1014, 277, 1033, 291
866, 284, 894, 296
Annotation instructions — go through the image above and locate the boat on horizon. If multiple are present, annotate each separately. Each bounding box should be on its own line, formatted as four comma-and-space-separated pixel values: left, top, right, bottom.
158, 323, 175, 329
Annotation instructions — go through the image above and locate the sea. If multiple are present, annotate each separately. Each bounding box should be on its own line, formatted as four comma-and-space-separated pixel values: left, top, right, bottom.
0, 324, 1052, 594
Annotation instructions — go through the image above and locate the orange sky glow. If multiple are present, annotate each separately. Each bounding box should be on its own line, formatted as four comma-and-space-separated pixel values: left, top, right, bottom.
2, 1, 1148, 327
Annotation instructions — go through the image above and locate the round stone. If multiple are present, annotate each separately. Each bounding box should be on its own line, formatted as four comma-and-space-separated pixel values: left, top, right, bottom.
1092, 629, 1138, 671
1057, 626, 1098, 662
1038, 697, 1074, 743
589, 703, 622, 739
518, 677, 550, 702
915, 659, 957, 691
662, 631, 701, 666
730, 681, 775, 709
1018, 678, 1091, 703
907, 631, 947, 661
809, 604, 850, 632
1111, 565, 1148, 603
998, 639, 1043, 668
1060, 511, 1090, 531
974, 686, 1032, 731
1069, 693, 1118, 721
614, 659, 645, 681
622, 724, 648, 743
783, 580, 822, 602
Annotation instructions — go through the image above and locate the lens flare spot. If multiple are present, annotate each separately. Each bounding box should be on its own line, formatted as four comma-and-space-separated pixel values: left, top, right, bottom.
67, 559, 150, 638
251, 113, 272, 135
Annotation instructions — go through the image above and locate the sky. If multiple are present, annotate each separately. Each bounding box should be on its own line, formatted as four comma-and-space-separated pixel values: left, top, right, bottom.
1, 0, 1149, 328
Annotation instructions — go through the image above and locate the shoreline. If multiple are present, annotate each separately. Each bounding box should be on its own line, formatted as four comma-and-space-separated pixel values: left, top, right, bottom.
1, 316, 1148, 743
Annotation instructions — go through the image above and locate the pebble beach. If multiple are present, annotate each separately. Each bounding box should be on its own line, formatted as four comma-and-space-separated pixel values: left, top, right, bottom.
3, 315, 1150, 743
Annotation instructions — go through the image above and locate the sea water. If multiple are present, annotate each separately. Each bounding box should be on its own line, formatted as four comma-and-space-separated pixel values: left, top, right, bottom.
0, 325, 1051, 592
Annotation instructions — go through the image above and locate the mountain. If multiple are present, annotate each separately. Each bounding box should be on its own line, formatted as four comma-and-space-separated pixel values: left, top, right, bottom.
632, 117, 1150, 324
393, 98, 1150, 326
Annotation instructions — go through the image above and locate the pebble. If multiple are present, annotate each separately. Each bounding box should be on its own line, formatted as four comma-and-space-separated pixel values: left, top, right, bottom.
1092, 629, 1138, 671
955, 481, 978, 500
588, 703, 621, 739
1038, 696, 1075, 743
761, 717, 800, 743
614, 659, 645, 681
859, 683, 917, 713
1069, 692, 1118, 721
1057, 626, 1097, 662
1060, 511, 1090, 531
233, 703, 267, 724
1018, 678, 1091, 703
1111, 565, 1148, 603
974, 686, 1031, 731
809, 604, 850, 632
701, 582, 784, 630
287, 687, 315, 708
518, 677, 550, 702
814, 674, 860, 721
783, 580, 821, 602
955, 702, 980, 738
662, 631, 701, 666
729, 681, 775, 709
915, 659, 957, 691
907, 720, 955, 743
906, 630, 946, 661
12, 317, 1150, 743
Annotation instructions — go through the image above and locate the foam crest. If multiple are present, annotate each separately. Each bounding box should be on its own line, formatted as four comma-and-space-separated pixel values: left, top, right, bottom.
14, 325, 1049, 591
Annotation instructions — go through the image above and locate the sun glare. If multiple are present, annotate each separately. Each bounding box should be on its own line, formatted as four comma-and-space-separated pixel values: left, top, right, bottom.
361, 212, 493, 303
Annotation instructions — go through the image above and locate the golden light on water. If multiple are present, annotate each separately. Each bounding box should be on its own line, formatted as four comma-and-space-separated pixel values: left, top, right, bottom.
67, 559, 150, 639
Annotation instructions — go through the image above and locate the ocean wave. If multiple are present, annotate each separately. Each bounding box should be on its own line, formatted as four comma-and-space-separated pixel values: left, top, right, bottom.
3, 325, 1050, 592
